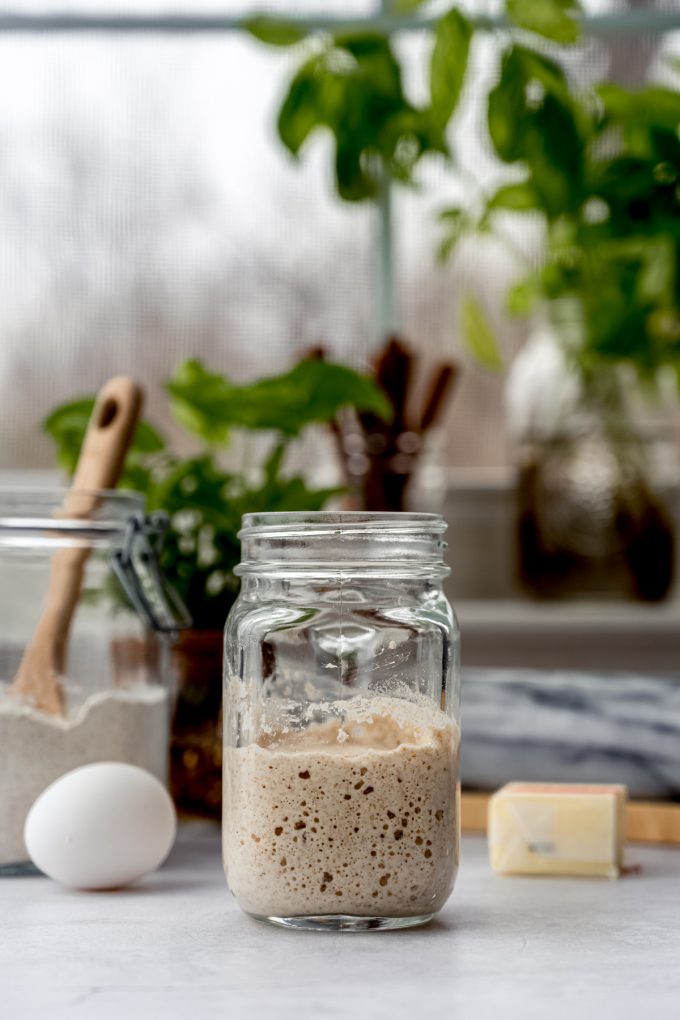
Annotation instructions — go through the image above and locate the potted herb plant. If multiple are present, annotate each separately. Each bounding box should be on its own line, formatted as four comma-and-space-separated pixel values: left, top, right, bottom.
45, 356, 390, 815
436, 30, 680, 599
247, 4, 474, 510
246, 1, 584, 509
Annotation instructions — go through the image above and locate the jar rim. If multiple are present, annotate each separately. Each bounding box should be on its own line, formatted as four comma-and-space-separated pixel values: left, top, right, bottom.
237, 511, 449, 578
0, 486, 145, 544
239, 511, 447, 538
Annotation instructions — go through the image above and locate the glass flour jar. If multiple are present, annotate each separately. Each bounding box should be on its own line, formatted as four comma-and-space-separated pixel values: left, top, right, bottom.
223, 512, 460, 931
0, 488, 186, 874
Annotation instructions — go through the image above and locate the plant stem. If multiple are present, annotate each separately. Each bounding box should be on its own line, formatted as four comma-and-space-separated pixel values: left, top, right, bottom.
264, 437, 289, 483
376, 0, 396, 344
377, 168, 396, 341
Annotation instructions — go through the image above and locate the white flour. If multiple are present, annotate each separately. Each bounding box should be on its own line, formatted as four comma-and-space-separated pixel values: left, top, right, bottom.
0, 685, 169, 865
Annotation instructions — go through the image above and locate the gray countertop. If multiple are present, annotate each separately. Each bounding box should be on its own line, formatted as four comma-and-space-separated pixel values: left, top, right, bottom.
4, 822, 679, 1019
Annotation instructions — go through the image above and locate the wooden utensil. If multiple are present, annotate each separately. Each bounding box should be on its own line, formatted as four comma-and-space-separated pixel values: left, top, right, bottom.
314, 336, 459, 512
9, 377, 144, 715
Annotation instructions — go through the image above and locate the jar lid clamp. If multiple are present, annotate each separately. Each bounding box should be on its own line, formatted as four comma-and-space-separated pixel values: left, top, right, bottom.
112, 511, 191, 636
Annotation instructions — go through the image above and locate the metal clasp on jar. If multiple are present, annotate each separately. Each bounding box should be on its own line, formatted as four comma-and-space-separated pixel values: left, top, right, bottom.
112, 511, 191, 637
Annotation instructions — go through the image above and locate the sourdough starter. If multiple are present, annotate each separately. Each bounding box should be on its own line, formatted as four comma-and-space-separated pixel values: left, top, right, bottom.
224, 696, 459, 918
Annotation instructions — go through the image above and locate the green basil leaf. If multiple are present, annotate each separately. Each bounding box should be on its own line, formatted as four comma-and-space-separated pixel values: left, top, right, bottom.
460, 296, 504, 370
599, 237, 676, 305
119, 462, 153, 493
506, 0, 581, 45
278, 56, 328, 156
506, 276, 541, 315
166, 360, 233, 444
42, 398, 95, 473
335, 132, 376, 201
332, 33, 405, 111
166, 358, 392, 440
263, 441, 288, 485
430, 8, 472, 130
488, 180, 540, 210
277, 30, 447, 202
131, 420, 166, 453
488, 46, 583, 218
391, 0, 431, 12
244, 16, 307, 47
597, 84, 680, 133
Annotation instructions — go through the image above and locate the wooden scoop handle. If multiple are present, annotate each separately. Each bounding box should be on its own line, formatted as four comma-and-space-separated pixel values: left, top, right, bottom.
9, 378, 144, 714
65, 377, 144, 517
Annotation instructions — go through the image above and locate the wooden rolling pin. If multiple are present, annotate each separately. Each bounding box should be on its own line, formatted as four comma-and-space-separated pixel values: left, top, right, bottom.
9, 377, 143, 715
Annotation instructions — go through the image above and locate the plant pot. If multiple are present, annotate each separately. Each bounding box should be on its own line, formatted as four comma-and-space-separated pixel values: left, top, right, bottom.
170, 629, 223, 819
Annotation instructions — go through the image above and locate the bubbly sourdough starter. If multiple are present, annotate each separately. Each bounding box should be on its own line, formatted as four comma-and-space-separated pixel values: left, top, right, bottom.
224, 696, 459, 918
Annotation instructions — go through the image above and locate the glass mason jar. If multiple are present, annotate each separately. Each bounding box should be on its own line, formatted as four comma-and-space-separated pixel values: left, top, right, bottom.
517, 422, 677, 601
508, 324, 677, 601
223, 512, 460, 931
0, 488, 186, 875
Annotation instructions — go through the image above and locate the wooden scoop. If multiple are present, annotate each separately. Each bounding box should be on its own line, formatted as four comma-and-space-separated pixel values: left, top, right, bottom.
9, 377, 144, 715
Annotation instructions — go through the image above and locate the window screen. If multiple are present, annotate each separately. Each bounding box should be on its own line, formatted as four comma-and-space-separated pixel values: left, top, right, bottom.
0, 1, 677, 469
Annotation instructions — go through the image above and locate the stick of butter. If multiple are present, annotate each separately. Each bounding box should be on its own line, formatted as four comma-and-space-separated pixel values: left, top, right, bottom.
488, 782, 627, 878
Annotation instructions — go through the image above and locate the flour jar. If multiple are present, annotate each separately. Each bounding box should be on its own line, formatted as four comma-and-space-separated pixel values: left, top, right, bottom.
223, 512, 460, 931
0, 487, 186, 874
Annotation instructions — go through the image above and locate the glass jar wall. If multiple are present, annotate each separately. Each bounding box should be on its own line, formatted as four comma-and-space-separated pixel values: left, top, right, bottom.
0, 488, 180, 874
223, 511, 460, 931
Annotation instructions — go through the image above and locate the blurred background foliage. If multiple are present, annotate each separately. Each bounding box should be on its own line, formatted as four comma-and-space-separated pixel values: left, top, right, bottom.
45, 358, 389, 627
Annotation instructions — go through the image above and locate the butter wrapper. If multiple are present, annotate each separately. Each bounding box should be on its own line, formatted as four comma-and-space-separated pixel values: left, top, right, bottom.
488, 782, 627, 879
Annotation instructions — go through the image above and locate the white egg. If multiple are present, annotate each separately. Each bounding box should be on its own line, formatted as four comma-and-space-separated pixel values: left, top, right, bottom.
24, 762, 176, 890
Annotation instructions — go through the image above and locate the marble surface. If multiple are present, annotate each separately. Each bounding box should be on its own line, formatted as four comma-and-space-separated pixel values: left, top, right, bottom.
4, 822, 680, 1019
462, 667, 680, 798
